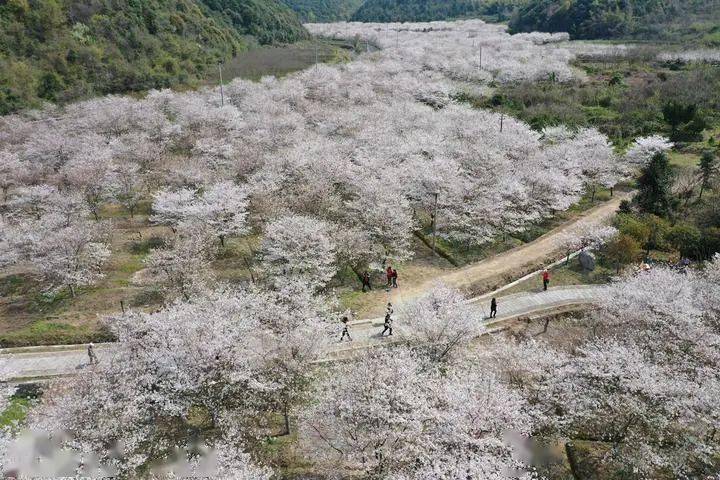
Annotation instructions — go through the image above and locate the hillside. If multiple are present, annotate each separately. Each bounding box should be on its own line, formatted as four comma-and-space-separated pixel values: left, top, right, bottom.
350, 0, 523, 23
202, 0, 309, 43
0, 0, 308, 114
508, 0, 720, 41
281, 0, 365, 22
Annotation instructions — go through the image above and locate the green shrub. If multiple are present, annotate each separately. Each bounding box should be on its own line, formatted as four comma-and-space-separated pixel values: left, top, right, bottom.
129, 236, 166, 254
0, 322, 115, 348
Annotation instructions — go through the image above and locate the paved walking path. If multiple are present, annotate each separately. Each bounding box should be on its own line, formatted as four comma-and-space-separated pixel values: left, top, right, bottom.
0, 285, 606, 382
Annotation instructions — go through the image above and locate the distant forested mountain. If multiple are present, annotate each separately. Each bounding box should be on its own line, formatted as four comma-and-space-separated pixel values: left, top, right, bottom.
203, 0, 309, 42
281, 0, 366, 22
509, 0, 720, 40
0, 0, 308, 114
350, 0, 524, 23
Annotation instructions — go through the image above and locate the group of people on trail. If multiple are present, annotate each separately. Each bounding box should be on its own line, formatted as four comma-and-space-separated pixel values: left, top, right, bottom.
339, 302, 395, 342
342, 267, 555, 342
359, 266, 399, 293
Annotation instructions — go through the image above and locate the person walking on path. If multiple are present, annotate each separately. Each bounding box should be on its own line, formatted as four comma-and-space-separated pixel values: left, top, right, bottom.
391, 268, 398, 288
340, 316, 352, 342
386, 266, 393, 287
386, 302, 393, 316
87, 343, 97, 365
542, 269, 550, 291
489, 297, 497, 318
361, 271, 372, 292
381, 312, 393, 337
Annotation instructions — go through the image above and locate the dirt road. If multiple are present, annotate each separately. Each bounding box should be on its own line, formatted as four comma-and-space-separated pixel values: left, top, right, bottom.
362, 192, 630, 316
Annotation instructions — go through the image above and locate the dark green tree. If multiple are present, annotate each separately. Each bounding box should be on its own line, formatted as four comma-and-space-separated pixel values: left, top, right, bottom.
662, 101, 707, 141
636, 151, 674, 217
698, 150, 717, 200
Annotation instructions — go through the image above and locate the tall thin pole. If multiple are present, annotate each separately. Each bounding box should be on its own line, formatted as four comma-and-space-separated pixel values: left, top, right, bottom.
500, 113, 504, 133
315, 43, 319, 70
478, 45, 483, 70
396, 29, 399, 48
218, 63, 224, 106
431, 192, 439, 256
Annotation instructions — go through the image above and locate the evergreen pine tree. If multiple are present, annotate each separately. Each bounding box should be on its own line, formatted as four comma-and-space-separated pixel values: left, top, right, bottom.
636, 151, 674, 217
699, 150, 717, 200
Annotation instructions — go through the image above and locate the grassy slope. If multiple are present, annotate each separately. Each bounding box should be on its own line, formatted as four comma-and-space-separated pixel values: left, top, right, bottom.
0, 0, 308, 114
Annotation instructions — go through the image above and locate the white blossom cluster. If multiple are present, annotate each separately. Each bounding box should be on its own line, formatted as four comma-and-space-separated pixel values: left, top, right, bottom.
658, 48, 720, 65
306, 20, 577, 82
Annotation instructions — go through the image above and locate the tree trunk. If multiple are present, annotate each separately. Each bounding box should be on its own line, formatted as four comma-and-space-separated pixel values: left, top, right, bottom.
542, 318, 550, 334
282, 402, 291, 436
219, 235, 225, 247
242, 257, 256, 283
350, 264, 365, 286
68, 284, 76, 298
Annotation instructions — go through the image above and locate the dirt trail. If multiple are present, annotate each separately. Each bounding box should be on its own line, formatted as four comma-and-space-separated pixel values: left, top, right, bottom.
378, 192, 630, 315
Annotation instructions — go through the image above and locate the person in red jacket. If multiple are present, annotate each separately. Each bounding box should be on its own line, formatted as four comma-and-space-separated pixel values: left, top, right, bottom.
386, 266, 393, 287
391, 268, 398, 288
542, 269, 550, 291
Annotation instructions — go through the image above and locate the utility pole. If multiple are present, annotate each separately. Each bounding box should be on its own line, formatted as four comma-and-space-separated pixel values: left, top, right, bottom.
396, 29, 399, 49
366, 39, 370, 53
431, 192, 439, 256
218, 63, 224, 106
500, 113, 504, 133
315, 43, 319, 70
478, 45, 483, 70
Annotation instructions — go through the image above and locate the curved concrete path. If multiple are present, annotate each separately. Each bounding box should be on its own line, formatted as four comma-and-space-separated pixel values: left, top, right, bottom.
0, 285, 606, 382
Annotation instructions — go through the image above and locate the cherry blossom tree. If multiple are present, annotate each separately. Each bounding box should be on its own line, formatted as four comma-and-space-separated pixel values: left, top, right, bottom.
190, 182, 249, 246
26, 290, 276, 477
299, 346, 536, 477
260, 215, 336, 290
150, 187, 197, 233
59, 155, 116, 221
555, 222, 618, 263
30, 221, 111, 297
2, 209, 111, 297
625, 135, 674, 166
111, 163, 145, 218
144, 232, 216, 301
401, 284, 483, 362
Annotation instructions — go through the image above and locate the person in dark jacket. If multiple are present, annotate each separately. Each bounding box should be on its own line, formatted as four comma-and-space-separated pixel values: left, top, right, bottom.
381, 312, 393, 336
490, 298, 497, 318
340, 316, 352, 342
361, 271, 372, 292
391, 268, 398, 288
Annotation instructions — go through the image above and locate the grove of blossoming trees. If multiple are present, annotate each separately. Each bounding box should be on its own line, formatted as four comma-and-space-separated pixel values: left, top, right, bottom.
0, 20, 629, 297
3, 16, 715, 479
